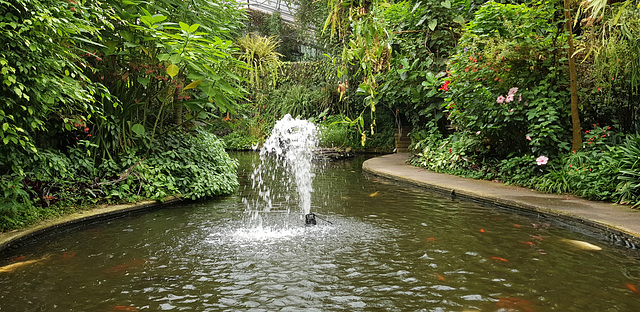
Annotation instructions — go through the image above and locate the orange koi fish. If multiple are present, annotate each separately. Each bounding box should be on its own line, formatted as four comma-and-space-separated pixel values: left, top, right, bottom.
521, 241, 535, 246
513, 224, 522, 228
435, 273, 446, 282
479, 229, 486, 233
497, 297, 536, 312
491, 256, 509, 262
369, 191, 379, 197
9, 255, 26, 262
426, 237, 436, 242
113, 306, 138, 311
106, 259, 148, 274
625, 283, 639, 293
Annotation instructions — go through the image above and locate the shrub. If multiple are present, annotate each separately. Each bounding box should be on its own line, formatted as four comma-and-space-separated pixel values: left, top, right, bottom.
615, 134, 640, 207
318, 115, 358, 148
0, 131, 238, 231
533, 125, 620, 201
444, 0, 571, 158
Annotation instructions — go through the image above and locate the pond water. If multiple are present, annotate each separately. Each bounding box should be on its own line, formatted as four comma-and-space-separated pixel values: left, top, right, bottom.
1, 153, 640, 311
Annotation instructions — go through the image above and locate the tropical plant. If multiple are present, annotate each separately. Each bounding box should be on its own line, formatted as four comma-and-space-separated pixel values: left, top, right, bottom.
575, 0, 640, 133
235, 33, 284, 91
444, 0, 571, 158
615, 134, 640, 207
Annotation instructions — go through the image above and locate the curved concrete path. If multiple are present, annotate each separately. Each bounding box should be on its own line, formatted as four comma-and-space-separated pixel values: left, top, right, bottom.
363, 153, 640, 248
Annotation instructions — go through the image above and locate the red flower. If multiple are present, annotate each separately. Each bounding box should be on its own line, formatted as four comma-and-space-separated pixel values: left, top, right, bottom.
439, 80, 451, 91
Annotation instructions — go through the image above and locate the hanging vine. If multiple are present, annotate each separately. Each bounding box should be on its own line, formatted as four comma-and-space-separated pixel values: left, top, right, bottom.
322, 0, 393, 145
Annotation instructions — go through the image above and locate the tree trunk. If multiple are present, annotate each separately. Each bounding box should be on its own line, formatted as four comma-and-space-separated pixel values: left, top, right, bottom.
174, 103, 183, 126
564, 0, 582, 151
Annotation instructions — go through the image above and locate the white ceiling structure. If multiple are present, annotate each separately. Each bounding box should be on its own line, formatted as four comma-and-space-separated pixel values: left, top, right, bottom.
242, 0, 298, 24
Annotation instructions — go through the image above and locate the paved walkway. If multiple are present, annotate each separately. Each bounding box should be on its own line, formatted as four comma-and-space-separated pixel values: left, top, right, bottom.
363, 153, 640, 247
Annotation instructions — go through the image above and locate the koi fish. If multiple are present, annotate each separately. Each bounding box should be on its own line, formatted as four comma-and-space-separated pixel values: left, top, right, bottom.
491, 256, 509, 262
63, 252, 76, 259
497, 297, 536, 312
113, 306, 138, 311
426, 237, 436, 242
435, 273, 446, 282
625, 283, 638, 293
479, 229, 486, 233
561, 239, 602, 251
9, 255, 26, 262
369, 191, 379, 197
521, 241, 535, 246
530, 235, 545, 240
0, 256, 48, 273
513, 224, 522, 228
106, 259, 148, 274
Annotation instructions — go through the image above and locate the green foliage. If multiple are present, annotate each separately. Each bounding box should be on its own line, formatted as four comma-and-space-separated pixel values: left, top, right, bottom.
0, 131, 238, 231
497, 155, 539, 186
0, 0, 247, 231
445, 0, 570, 158
533, 125, 619, 200
222, 128, 261, 150
143, 132, 239, 200
576, 2, 640, 133
615, 134, 640, 207
318, 115, 357, 148
235, 33, 284, 91
0, 0, 105, 156
244, 10, 306, 61
263, 85, 326, 119
410, 130, 493, 177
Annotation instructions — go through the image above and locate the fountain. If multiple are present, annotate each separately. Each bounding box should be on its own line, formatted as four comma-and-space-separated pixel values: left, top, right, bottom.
244, 114, 319, 227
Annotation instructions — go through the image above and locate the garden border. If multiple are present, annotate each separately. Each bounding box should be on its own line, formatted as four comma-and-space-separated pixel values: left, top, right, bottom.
0, 196, 182, 253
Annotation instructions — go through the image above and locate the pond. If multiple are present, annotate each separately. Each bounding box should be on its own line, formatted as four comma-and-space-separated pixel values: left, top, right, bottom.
1, 152, 640, 311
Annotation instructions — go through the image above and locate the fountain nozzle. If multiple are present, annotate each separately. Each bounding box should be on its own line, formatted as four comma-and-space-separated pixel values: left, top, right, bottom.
305, 213, 317, 226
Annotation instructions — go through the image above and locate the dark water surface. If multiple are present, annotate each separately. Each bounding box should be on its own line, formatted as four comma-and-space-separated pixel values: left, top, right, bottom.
1, 153, 640, 311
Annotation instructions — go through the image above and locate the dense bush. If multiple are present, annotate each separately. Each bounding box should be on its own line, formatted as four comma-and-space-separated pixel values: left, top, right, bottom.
0, 132, 237, 231
444, 1, 570, 158
405, 0, 640, 207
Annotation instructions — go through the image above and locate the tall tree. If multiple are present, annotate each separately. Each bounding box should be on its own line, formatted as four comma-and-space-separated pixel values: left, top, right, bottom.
564, 0, 582, 151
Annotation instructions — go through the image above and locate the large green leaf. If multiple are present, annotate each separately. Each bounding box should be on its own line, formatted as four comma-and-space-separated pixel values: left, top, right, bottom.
131, 123, 145, 136
166, 64, 179, 78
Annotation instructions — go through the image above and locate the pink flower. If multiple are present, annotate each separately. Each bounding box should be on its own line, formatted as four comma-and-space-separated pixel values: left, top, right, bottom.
518, 94, 522, 102
476, 131, 481, 135
505, 94, 514, 103
536, 155, 549, 166
496, 95, 505, 104
508, 87, 519, 95
526, 135, 531, 141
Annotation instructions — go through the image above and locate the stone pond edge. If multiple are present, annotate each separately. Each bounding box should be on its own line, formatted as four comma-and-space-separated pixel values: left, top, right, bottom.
0, 196, 182, 253
362, 156, 640, 249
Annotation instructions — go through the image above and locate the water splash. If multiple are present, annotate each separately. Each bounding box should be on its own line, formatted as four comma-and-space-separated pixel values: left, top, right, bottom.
246, 114, 318, 227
